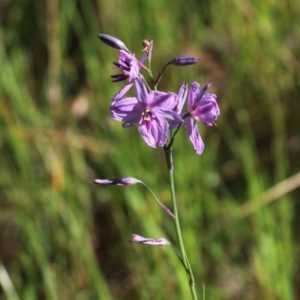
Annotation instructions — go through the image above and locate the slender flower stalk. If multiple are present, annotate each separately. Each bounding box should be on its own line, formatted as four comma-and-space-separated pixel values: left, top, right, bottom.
94, 176, 175, 218
164, 145, 198, 300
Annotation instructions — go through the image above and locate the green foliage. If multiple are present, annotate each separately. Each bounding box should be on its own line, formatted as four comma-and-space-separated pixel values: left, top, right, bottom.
0, 0, 299, 299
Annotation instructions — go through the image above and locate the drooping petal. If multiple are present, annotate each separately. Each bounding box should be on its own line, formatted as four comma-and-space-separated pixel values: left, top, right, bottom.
138, 115, 169, 147
110, 97, 140, 121
185, 118, 205, 155
146, 91, 176, 110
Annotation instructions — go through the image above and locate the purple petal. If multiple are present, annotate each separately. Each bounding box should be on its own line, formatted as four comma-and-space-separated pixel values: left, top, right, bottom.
173, 82, 188, 113
188, 82, 200, 107
111, 74, 129, 82
192, 82, 212, 107
154, 108, 183, 122
110, 97, 140, 121
134, 77, 148, 103
129, 59, 140, 81
138, 116, 169, 147
192, 94, 220, 125
147, 91, 176, 110
185, 118, 204, 155
112, 83, 134, 103
122, 111, 143, 127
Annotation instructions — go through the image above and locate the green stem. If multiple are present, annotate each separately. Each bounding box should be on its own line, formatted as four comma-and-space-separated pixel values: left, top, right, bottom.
163, 146, 198, 300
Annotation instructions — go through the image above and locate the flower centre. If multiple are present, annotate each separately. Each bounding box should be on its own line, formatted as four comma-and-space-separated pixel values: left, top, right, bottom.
142, 108, 152, 121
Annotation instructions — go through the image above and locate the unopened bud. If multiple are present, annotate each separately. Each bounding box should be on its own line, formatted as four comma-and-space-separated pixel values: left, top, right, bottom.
170, 56, 200, 66
98, 34, 129, 52
130, 234, 170, 246
94, 177, 140, 186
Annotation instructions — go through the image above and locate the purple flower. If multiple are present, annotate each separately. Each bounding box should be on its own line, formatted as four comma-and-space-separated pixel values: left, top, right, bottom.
172, 82, 220, 155
110, 77, 182, 148
110, 51, 148, 102
111, 50, 141, 83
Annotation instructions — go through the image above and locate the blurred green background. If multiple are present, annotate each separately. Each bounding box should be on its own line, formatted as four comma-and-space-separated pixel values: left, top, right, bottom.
0, 0, 300, 299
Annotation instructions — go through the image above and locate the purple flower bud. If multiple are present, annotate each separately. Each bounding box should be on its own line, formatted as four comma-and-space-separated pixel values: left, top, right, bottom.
94, 177, 141, 186
98, 34, 128, 51
170, 56, 200, 66
130, 234, 170, 246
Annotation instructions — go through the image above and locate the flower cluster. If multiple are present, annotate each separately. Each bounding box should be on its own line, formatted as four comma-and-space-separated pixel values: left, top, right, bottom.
98, 34, 220, 154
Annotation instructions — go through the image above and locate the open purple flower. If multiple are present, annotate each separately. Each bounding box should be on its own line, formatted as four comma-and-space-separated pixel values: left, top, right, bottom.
171, 82, 220, 155
110, 77, 182, 148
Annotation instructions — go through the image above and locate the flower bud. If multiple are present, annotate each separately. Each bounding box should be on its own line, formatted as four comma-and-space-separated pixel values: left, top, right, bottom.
130, 234, 170, 246
94, 177, 140, 186
170, 56, 200, 66
98, 34, 128, 51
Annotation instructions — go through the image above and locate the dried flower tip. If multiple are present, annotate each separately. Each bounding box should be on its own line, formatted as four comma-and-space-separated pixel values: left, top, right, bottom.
98, 34, 128, 51
94, 177, 141, 186
141, 40, 153, 61
130, 234, 170, 246
170, 56, 200, 66
142, 40, 151, 52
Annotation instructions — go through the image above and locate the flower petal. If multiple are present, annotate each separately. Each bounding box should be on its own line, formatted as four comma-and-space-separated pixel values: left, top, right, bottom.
188, 82, 200, 107
134, 76, 149, 103
138, 116, 169, 147
110, 97, 141, 121
154, 108, 183, 122
146, 91, 176, 110
192, 82, 212, 107
185, 118, 204, 155
192, 94, 220, 125
173, 82, 188, 113
112, 83, 134, 104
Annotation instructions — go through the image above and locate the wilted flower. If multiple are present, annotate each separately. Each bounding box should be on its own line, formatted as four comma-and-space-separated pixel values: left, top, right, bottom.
130, 234, 170, 246
111, 51, 141, 83
171, 82, 220, 155
141, 39, 154, 62
94, 177, 141, 186
110, 77, 182, 148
